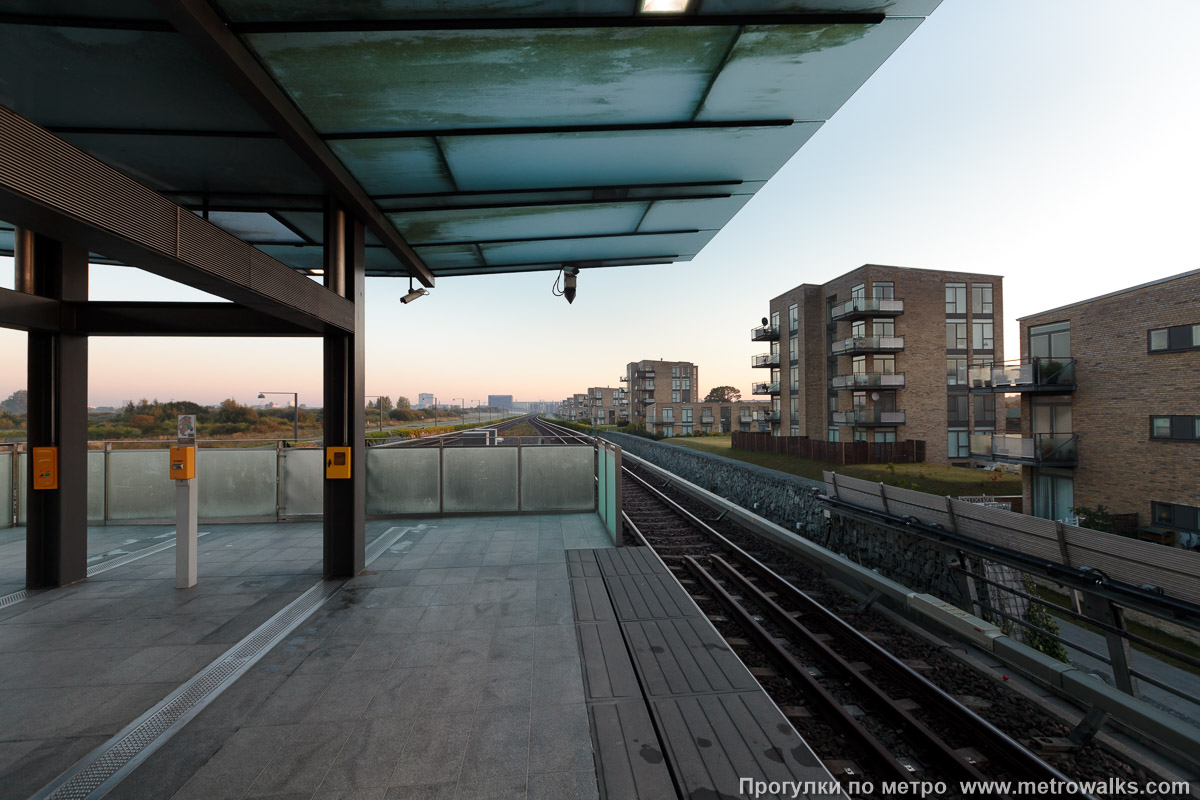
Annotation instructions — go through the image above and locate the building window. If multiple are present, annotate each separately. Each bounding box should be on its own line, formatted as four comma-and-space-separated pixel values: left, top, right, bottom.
872, 281, 895, 300
672, 379, 680, 390
853, 429, 867, 442
671, 391, 680, 403
789, 303, 799, 333
790, 336, 798, 363
1148, 323, 1200, 353
873, 320, 895, 337
946, 283, 966, 315
662, 408, 674, 422
853, 391, 867, 410
851, 320, 866, 338
828, 427, 839, 442
790, 397, 799, 423
682, 425, 692, 436
1149, 415, 1200, 441
1030, 321, 1071, 359
947, 357, 967, 386
852, 355, 867, 374
948, 394, 969, 425
851, 283, 865, 300
682, 407, 693, 422
973, 395, 996, 427
1152, 501, 1199, 532
972, 321, 994, 350
771, 311, 780, 332
682, 378, 690, 390
948, 428, 969, 458
874, 354, 896, 375
876, 429, 897, 443
790, 426, 800, 436
946, 321, 967, 350
971, 284, 993, 315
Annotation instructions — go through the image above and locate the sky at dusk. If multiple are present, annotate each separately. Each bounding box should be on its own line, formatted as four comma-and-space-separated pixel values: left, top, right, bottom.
2, 0, 1198, 409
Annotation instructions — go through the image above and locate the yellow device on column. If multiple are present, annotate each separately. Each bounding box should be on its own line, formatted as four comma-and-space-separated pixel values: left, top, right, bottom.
326, 446, 351, 479
169, 446, 196, 480
32, 447, 58, 490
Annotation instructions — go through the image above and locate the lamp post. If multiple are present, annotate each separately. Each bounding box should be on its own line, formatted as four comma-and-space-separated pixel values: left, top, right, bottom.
258, 391, 298, 442
454, 398, 465, 423
365, 395, 384, 431
473, 400, 480, 424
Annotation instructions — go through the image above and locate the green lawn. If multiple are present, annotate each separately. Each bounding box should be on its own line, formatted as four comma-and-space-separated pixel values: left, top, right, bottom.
664, 435, 1022, 496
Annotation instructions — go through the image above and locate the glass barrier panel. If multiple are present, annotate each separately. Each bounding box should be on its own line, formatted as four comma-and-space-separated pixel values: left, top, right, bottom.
280, 448, 323, 517
443, 448, 518, 513
88, 451, 105, 523
0, 451, 11, 528
197, 449, 277, 519
366, 448, 440, 515
108, 450, 173, 520
522, 446, 593, 513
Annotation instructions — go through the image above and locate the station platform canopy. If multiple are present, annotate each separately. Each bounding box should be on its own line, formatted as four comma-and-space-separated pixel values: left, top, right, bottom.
0, 1, 939, 283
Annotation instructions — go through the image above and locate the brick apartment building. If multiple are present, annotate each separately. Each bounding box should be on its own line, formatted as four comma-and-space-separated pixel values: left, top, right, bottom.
585, 386, 627, 426
646, 401, 771, 436
560, 393, 589, 422
753, 265, 1004, 464
970, 269, 1200, 547
623, 360, 700, 426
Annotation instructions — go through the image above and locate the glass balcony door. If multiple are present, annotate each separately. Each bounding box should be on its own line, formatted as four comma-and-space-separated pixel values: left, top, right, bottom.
1033, 469, 1074, 522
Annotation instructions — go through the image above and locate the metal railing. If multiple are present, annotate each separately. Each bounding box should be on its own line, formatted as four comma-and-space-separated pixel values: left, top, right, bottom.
970, 433, 1078, 465
830, 335, 904, 355
831, 410, 906, 426
830, 372, 906, 389
752, 381, 780, 395
750, 323, 780, 341
751, 352, 780, 368
829, 297, 904, 321
969, 358, 1076, 391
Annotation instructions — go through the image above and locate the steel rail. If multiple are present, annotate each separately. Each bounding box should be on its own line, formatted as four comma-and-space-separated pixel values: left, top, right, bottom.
622, 465, 1084, 795
682, 555, 920, 786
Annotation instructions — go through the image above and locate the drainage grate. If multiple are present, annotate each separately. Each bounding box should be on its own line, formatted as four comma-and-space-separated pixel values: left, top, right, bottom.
0, 588, 35, 610
31, 525, 409, 799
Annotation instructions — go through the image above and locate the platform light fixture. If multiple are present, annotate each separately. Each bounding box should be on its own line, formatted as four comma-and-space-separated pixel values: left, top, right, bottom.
310, 268, 325, 276
640, 0, 690, 12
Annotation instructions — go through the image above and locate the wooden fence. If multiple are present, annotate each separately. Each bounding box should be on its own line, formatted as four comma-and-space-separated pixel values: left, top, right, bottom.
730, 432, 925, 465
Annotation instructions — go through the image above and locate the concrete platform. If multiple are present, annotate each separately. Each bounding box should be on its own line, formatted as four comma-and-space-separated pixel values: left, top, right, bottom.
0, 514, 840, 799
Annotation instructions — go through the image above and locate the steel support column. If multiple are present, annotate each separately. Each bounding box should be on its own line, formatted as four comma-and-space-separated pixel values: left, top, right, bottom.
20, 229, 89, 588
322, 203, 365, 577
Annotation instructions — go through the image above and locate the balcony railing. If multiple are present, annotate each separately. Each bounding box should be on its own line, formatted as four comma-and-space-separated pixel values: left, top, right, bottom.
766, 411, 781, 423
831, 410, 906, 426
969, 358, 1076, 393
750, 323, 780, 342
751, 352, 780, 368
752, 381, 781, 395
700, 415, 715, 424
970, 433, 1078, 466
829, 297, 904, 322
634, 369, 655, 378
638, 397, 656, 405
831, 336, 904, 356
830, 372, 906, 390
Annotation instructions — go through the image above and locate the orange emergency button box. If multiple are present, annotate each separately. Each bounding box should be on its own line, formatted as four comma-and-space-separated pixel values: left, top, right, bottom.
32, 447, 58, 490
169, 445, 196, 480
326, 446, 351, 479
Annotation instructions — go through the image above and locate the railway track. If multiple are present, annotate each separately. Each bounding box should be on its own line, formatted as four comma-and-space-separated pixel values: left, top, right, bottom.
619, 462, 1085, 799
378, 414, 590, 447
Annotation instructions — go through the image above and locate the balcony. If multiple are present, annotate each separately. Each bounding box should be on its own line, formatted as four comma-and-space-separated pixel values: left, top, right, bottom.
750, 323, 780, 342
970, 433, 1078, 467
829, 297, 904, 322
638, 397, 656, 405
700, 415, 715, 424
831, 336, 904, 356
634, 369, 655, 378
969, 358, 1076, 394
830, 372, 905, 390
766, 411, 781, 423
831, 410, 906, 426
752, 381, 781, 396
751, 352, 780, 368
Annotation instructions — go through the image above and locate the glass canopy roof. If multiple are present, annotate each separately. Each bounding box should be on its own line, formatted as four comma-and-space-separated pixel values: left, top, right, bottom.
0, 1, 939, 279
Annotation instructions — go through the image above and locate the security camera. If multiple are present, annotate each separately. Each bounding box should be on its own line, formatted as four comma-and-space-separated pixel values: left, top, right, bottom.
400, 287, 428, 304
563, 268, 579, 304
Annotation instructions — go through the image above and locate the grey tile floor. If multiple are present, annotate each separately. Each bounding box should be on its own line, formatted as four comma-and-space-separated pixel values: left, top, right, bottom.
0, 514, 613, 800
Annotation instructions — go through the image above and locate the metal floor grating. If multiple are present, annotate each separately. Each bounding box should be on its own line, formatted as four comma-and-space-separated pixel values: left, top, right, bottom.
30, 525, 411, 800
